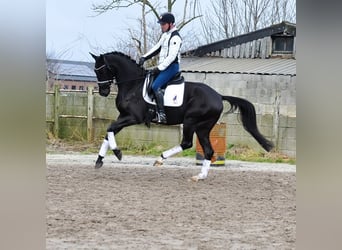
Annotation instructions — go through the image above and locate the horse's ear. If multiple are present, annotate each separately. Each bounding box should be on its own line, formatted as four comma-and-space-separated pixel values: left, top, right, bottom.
89, 52, 98, 60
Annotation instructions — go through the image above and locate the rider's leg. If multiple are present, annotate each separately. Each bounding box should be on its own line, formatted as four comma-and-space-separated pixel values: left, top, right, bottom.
152, 88, 167, 123
151, 63, 179, 123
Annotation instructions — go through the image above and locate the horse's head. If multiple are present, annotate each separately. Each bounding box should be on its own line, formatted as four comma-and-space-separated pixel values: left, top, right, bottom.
90, 51, 146, 97
90, 52, 114, 97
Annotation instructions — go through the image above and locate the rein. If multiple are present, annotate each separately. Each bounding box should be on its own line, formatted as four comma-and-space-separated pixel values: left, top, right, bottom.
95, 64, 145, 87
97, 76, 146, 87
115, 76, 146, 85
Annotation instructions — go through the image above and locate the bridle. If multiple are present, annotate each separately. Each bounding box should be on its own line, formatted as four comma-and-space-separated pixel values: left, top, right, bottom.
94, 64, 114, 87
94, 63, 145, 87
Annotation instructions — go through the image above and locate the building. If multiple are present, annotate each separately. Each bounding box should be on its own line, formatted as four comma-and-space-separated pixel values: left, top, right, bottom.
183, 21, 296, 59
46, 59, 97, 91
181, 21, 296, 157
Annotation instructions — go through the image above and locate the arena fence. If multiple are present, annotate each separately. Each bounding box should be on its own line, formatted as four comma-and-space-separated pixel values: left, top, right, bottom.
46, 83, 295, 157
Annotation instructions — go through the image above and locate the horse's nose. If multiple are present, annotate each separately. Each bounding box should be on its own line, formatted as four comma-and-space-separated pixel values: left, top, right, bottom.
100, 88, 110, 97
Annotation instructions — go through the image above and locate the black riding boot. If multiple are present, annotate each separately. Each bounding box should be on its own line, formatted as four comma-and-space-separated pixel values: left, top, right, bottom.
153, 89, 167, 124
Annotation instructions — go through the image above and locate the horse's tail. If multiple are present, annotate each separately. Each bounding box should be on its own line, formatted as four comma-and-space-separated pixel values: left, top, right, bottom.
221, 95, 274, 152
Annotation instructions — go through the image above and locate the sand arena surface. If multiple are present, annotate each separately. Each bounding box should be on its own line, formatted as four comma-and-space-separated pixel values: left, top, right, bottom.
46, 153, 296, 249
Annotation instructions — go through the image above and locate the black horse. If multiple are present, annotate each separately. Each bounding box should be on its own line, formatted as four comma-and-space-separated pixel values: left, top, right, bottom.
90, 51, 273, 181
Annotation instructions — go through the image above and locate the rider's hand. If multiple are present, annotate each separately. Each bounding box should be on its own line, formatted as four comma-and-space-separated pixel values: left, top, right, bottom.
138, 57, 145, 66
152, 67, 160, 75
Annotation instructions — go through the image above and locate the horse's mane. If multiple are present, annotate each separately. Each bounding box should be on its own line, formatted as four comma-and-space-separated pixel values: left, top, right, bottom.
104, 51, 144, 71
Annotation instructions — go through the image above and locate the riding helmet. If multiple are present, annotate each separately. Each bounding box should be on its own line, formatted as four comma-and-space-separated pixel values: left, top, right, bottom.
157, 12, 175, 24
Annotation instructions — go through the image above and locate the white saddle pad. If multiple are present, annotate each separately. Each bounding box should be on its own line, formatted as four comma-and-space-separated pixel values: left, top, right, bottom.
142, 76, 184, 107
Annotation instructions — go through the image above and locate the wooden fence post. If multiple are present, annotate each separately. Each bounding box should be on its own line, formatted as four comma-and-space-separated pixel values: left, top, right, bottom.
87, 86, 94, 142
53, 84, 60, 138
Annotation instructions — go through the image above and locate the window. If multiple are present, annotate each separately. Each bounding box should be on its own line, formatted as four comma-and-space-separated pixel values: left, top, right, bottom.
71, 85, 76, 90
272, 36, 294, 54
63, 85, 68, 89
79, 86, 84, 90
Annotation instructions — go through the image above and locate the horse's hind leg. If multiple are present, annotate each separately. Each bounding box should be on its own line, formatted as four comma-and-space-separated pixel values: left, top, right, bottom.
191, 123, 216, 181
153, 123, 195, 166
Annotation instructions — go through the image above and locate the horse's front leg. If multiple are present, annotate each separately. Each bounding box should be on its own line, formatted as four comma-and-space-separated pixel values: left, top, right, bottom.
95, 115, 138, 169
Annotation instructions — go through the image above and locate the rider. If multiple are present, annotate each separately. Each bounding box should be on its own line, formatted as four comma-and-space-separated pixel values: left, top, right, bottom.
138, 12, 182, 124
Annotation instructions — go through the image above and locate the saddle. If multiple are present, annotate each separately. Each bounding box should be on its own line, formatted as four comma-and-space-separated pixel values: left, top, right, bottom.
146, 72, 184, 98
142, 71, 185, 108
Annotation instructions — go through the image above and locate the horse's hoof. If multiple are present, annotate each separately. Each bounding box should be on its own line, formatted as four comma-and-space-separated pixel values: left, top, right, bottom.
153, 160, 163, 167
113, 148, 122, 161
190, 175, 200, 182
190, 174, 206, 182
95, 161, 103, 169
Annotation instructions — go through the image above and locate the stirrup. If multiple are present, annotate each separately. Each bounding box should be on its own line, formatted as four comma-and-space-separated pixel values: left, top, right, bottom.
152, 113, 167, 124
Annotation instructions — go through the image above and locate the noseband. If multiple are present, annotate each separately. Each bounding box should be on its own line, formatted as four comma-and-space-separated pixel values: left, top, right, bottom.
97, 79, 113, 87
94, 64, 114, 87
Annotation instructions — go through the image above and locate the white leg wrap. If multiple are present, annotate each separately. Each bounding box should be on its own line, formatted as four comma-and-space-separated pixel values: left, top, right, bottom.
190, 159, 211, 182
107, 132, 117, 150
198, 159, 211, 179
162, 146, 183, 159
99, 139, 109, 157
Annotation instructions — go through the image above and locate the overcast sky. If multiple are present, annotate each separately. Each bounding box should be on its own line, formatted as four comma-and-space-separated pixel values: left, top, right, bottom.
46, 0, 201, 62
46, 0, 143, 62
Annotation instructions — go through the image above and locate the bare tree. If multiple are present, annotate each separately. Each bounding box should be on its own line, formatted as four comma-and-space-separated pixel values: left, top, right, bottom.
269, 0, 296, 24
200, 0, 296, 43
199, 0, 244, 43
242, 0, 273, 32
91, 0, 296, 58
92, 0, 202, 58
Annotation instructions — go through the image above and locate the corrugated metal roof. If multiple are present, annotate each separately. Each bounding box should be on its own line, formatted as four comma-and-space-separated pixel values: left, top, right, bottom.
47, 59, 96, 80
46, 59, 95, 76
181, 57, 296, 76
57, 63, 95, 77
